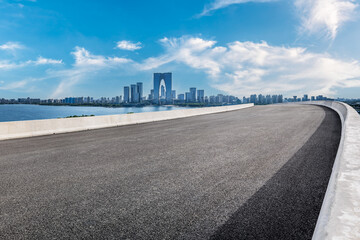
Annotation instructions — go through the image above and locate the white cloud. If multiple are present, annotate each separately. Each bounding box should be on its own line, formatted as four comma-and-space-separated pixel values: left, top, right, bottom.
0, 41, 24, 51
72, 46, 131, 66
0, 57, 62, 70
295, 0, 358, 39
197, 0, 276, 17
51, 47, 133, 98
0, 80, 28, 90
27, 56, 63, 65
138, 36, 360, 97
116, 40, 142, 51
198, 0, 358, 40
139, 37, 222, 76
0, 60, 21, 69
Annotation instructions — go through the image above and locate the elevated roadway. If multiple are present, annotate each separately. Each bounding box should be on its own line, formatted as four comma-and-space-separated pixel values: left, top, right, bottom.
0, 104, 341, 239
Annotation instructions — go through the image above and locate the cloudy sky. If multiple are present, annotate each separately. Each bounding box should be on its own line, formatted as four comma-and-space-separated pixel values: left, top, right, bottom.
0, 0, 360, 99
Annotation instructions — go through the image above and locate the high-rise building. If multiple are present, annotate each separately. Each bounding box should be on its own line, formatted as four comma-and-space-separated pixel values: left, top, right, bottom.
124, 86, 129, 103
185, 92, 191, 102
216, 94, 223, 103
303, 94, 309, 101
161, 85, 165, 98
258, 94, 264, 104
153, 73, 172, 104
197, 90, 204, 102
316, 95, 324, 100
272, 95, 278, 104
171, 90, 176, 100
137, 82, 143, 102
250, 94, 257, 104
243, 96, 248, 104
178, 94, 185, 101
130, 84, 137, 103
148, 89, 154, 101
266, 95, 271, 104
189, 88, 196, 102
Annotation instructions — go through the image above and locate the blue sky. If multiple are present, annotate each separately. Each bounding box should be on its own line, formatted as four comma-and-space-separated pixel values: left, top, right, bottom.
1, 0, 360, 99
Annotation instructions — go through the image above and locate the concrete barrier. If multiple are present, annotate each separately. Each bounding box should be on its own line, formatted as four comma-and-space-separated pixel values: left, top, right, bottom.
308, 101, 360, 240
0, 104, 253, 141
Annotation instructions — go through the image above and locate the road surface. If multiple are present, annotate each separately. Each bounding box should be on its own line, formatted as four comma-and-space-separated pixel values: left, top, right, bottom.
0, 104, 341, 239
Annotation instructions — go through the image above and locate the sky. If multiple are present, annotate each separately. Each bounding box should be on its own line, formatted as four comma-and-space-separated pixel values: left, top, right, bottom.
0, 0, 360, 99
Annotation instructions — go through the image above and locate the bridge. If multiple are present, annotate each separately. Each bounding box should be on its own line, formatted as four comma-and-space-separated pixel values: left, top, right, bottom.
0, 102, 359, 239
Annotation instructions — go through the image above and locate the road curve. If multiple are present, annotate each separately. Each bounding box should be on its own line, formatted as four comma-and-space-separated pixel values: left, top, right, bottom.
0, 104, 341, 239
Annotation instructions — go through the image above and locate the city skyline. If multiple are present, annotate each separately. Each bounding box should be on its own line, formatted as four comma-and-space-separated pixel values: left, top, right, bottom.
1, 1, 360, 99
0, 70, 354, 103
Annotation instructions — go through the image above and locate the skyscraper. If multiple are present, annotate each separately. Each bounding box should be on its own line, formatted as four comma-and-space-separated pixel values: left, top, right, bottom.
137, 82, 143, 102
178, 94, 185, 102
190, 88, 196, 102
250, 94, 257, 104
161, 85, 165, 98
197, 90, 204, 102
153, 73, 172, 104
185, 92, 191, 103
148, 89, 154, 101
124, 86, 129, 103
131, 84, 137, 103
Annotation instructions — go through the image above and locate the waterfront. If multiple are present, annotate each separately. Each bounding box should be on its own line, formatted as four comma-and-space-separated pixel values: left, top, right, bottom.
0, 104, 191, 122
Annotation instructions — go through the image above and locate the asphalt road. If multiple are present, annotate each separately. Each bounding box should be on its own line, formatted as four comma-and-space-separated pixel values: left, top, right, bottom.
0, 104, 341, 239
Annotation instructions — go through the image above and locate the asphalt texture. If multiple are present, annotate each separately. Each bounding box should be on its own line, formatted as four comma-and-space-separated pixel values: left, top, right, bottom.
0, 104, 341, 239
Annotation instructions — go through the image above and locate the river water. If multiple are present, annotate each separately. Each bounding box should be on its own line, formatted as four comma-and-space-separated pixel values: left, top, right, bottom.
0, 104, 191, 122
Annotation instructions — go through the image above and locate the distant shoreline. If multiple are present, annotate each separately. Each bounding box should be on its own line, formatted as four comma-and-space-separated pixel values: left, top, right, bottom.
0, 102, 230, 108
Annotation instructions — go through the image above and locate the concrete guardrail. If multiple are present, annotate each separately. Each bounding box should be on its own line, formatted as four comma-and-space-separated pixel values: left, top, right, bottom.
0, 104, 253, 141
309, 101, 360, 240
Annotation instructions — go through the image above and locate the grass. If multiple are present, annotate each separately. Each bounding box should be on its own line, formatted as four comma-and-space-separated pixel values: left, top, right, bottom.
65, 114, 95, 118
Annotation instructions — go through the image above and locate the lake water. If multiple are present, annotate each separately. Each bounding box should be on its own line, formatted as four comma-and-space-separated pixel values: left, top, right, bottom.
0, 104, 192, 122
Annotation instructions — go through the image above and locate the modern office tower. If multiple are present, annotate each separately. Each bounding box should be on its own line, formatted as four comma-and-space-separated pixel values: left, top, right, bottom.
293, 96, 297, 102
243, 96, 248, 104
124, 86, 130, 103
197, 90, 204, 102
178, 94, 185, 101
130, 84, 137, 103
258, 94, 265, 104
137, 82, 143, 102
205, 96, 209, 103
265, 94, 271, 104
272, 95, 278, 104
185, 92, 191, 102
115, 96, 120, 104
303, 94, 309, 101
171, 90, 176, 100
161, 85, 165, 98
210, 96, 215, 103
278, 95, 283, 103
216, 94, 223, 103
148, 89, 154, 101
316, 95, 324, 100
250, 94, 257, 104
311, 96, 315, 101
189, 88, 196, 102
153, 72, 172, 104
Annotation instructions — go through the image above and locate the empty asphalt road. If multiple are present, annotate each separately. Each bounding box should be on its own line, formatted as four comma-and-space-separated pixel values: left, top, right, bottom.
0, 104, 341, 239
